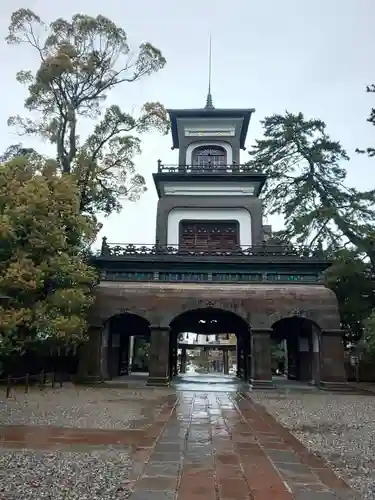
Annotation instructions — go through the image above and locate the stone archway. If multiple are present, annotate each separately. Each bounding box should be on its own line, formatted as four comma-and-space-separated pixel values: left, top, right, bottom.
161, 298, 251, 329
79, 311, 150, 381
88, 281, 346, 388
168, 307, 251, 382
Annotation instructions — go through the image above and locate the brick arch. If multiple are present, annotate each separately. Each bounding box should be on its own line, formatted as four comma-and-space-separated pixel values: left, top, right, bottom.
268, 311, 324, 331
266, 305, 340, 331
160, 297, 250, 328
89, 285, 157, 326
270, 314, 322, 332
100, 312, 151, 351
91, 282, 341, 332
100, 307, 153, 328
248, 285, 341, 331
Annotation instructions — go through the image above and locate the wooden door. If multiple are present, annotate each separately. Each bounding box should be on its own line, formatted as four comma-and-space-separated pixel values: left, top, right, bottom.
179, 221, 239, 251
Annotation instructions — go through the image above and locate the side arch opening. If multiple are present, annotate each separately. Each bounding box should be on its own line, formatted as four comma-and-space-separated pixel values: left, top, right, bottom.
271, 316, 321, 384
103, 312, 151, 379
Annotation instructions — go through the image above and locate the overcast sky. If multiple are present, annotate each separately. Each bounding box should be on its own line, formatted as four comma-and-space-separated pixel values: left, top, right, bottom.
0, 0, 374, 247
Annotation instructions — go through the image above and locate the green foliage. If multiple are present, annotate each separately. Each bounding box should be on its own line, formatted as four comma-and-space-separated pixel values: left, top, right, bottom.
356, 84, 375, 158
0, 156, 97, 354
324, 250, 375, 343
133, 339, 149, 369
364, 311, 375, 355
0, 144, 39, 163
271, 342, 285, 363
249, 111, 375, 344
6, 9, 170, 216
248, 112, 375, 267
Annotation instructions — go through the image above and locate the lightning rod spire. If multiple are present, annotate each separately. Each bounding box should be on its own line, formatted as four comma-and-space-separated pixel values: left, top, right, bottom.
205, 32, 214, 109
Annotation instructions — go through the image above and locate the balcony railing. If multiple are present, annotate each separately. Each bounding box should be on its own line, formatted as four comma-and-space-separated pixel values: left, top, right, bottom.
156, 161, 254, 174
99, 239, 326, 259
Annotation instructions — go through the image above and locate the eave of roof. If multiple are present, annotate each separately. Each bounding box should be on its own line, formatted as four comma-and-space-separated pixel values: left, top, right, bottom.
167, 108, 255, 150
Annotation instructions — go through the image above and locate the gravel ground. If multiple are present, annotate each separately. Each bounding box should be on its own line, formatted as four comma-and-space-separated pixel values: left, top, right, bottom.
0, 448, 137, 500
3, 386, 375, 499
0, 386, 171, 499
0, 385, 172, 429
251, 390, 375, 500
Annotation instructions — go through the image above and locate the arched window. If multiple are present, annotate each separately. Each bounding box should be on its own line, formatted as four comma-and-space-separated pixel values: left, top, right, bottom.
192, 146, 227, 168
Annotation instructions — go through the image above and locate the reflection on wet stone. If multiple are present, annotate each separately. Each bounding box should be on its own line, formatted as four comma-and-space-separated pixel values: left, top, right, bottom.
153, 442, 185, 453
143, 462, 181, 477
267, 449, 304, 464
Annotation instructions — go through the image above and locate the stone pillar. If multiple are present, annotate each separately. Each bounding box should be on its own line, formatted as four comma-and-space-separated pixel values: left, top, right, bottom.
99, 322, 110, 380
223, 349, 229, 374
320, 329, 347, 389
77, 325, 103, 381
250, 329, 274, 389
180, 346, 187, 373
147, 326, 170, 387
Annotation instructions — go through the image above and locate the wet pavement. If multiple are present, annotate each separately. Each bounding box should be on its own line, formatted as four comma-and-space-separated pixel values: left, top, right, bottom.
0, 379, 359, 499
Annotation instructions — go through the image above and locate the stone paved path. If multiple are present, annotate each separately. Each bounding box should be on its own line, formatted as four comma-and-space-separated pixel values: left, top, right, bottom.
0, 388, 359, 499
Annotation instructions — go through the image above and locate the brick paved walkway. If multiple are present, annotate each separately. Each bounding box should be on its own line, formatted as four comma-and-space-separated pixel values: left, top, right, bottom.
0, 390, 359, 499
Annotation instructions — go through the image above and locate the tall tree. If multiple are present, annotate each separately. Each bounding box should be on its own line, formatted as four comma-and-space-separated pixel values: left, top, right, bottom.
356, 84, 375, 158
364, 311, 375, 356
0, 156, 97, 354
0, 144, 38, 163
6, 9, 169, 216
248, 112, 375, 267
325, 250, 375, 343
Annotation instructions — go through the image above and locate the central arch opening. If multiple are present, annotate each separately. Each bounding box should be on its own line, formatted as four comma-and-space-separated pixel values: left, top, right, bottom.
169, 308, 250, 386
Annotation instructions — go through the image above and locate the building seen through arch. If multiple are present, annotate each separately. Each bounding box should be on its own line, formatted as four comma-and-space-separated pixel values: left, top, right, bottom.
82, 93, 348, 390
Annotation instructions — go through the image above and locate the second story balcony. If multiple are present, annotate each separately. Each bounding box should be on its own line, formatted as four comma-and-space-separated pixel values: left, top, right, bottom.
99, 239, 327, 261
92, 239, 331, 285
156, 160, 256, 174
153, 161, 268, 197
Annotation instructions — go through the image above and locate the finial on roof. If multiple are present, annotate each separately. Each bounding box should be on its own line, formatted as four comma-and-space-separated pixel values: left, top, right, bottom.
205, 32, 214, 109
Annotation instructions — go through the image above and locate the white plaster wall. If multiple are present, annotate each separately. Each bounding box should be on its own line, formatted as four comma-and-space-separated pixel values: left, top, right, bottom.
167, 208, 252, 246
163, 182, 256, 196
186, 141, 232, 165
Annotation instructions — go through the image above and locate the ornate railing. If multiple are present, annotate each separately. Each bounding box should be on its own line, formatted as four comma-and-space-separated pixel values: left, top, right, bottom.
156, 160, 254, 174
99, 239, 326, 259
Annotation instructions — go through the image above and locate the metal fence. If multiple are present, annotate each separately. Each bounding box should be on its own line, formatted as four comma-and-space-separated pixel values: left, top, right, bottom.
0, 348, 80, 398
0, 370, 64, 398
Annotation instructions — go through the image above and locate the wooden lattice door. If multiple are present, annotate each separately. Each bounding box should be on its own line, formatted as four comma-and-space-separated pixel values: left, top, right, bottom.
179, 221, 239, 251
